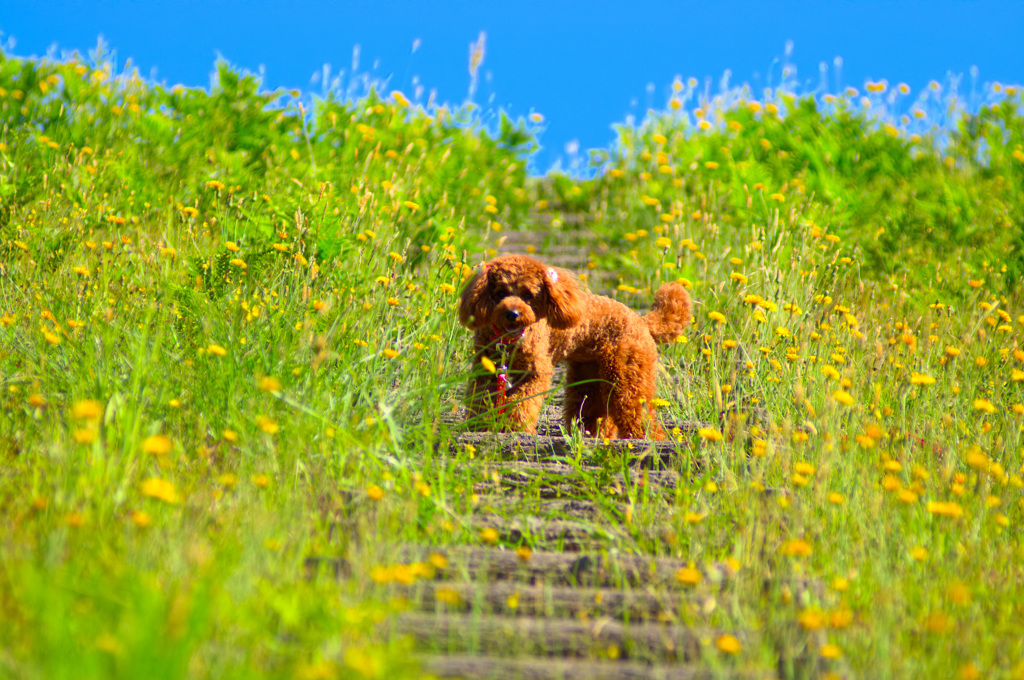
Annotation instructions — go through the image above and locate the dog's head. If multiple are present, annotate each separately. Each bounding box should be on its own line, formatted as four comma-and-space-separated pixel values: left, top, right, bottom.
458, 254, 583, 336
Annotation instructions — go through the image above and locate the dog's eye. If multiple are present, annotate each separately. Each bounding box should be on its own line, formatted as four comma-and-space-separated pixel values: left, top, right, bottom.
521, 291, 534, 302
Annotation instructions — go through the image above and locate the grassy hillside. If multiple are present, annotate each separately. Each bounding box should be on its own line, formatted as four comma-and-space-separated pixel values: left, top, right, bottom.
2, 49, 1024, 679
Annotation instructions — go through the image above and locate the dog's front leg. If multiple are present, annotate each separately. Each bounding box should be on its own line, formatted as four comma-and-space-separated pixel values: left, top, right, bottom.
501, 354, 554, 434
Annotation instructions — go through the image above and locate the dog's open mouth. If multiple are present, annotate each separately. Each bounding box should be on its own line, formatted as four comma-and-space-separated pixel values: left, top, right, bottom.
492, 322, 526, 343
501, 326, 526, 341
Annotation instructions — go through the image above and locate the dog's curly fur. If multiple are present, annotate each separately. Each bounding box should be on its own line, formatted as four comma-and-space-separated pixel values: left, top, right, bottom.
459, 254, 692, 439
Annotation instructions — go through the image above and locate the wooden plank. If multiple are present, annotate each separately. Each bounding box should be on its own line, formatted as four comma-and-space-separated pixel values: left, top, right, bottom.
399, 546, 736, 589
407, 581, 711, 622
394, 612, 729, 661
418, 655, 735, 680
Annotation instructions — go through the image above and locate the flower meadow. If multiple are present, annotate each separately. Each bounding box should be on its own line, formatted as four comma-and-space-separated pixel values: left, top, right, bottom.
2, 45, 1024, 679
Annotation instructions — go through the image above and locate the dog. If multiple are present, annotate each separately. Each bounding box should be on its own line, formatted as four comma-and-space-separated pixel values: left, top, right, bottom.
458, 254, 692, 440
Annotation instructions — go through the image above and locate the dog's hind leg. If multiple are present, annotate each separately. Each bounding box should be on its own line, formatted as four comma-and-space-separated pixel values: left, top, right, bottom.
603, 351, 665, 441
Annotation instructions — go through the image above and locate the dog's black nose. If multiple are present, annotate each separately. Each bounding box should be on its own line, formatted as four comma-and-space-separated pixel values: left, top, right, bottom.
505, 309, 520, 323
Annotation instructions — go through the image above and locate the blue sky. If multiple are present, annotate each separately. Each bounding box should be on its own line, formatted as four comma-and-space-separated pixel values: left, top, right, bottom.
3, 1, 1023, 172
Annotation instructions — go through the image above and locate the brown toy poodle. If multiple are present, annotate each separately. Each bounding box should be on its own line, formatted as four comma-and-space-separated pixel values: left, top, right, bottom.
458, 254, 692, 439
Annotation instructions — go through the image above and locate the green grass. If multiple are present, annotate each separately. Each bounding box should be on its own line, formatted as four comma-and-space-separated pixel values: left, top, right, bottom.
2, 47, 1024, 679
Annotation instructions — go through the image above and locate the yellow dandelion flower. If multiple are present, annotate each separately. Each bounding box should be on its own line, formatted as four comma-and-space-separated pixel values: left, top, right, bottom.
207, 344, 227, 356
434, 587, 462, 606
832, 390, 855, 406
367, 484, 385, 501
141, 478, 180, 504
369, 565, 393, 584
72, 399, 103, 421
716, 634, 742, 654
252, 473, 270, 488
44, 330, 61, 345
926, 501, 963, 518
780, 538, 812, 556
730, 272, 748, 284
798, 609, 827, 631
965, 448, 988, 469
675, 566, 702, 586
72, 427, 98, 444
910, 373, 936, 386
142, 435, 172, 455
973, 398, 996, 414
392, 90, 410, 107
382, 348, 400, 359
794, 462, 815, 476
698, 427, 723, 442
479, 527, 500, 544
640, 195, 660, 207
256, 416, 279, 434
180, 207, 199, 219
258, 376, 282, 392
819, 643, 842, 659
709, 311, 727, 324
230, 258, 246, 269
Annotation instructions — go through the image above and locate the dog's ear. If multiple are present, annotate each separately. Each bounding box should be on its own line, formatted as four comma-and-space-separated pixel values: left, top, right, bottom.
458, 266, 490, 329
543, 266, 583, 330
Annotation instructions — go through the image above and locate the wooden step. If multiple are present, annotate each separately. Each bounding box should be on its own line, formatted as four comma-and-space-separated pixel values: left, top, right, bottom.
394, 612, 725, 661
406, 581, 718, 622
419, 655, 730, 680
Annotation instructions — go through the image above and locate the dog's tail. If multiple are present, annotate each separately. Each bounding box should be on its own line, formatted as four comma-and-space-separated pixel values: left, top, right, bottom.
643, 282, 692, 343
